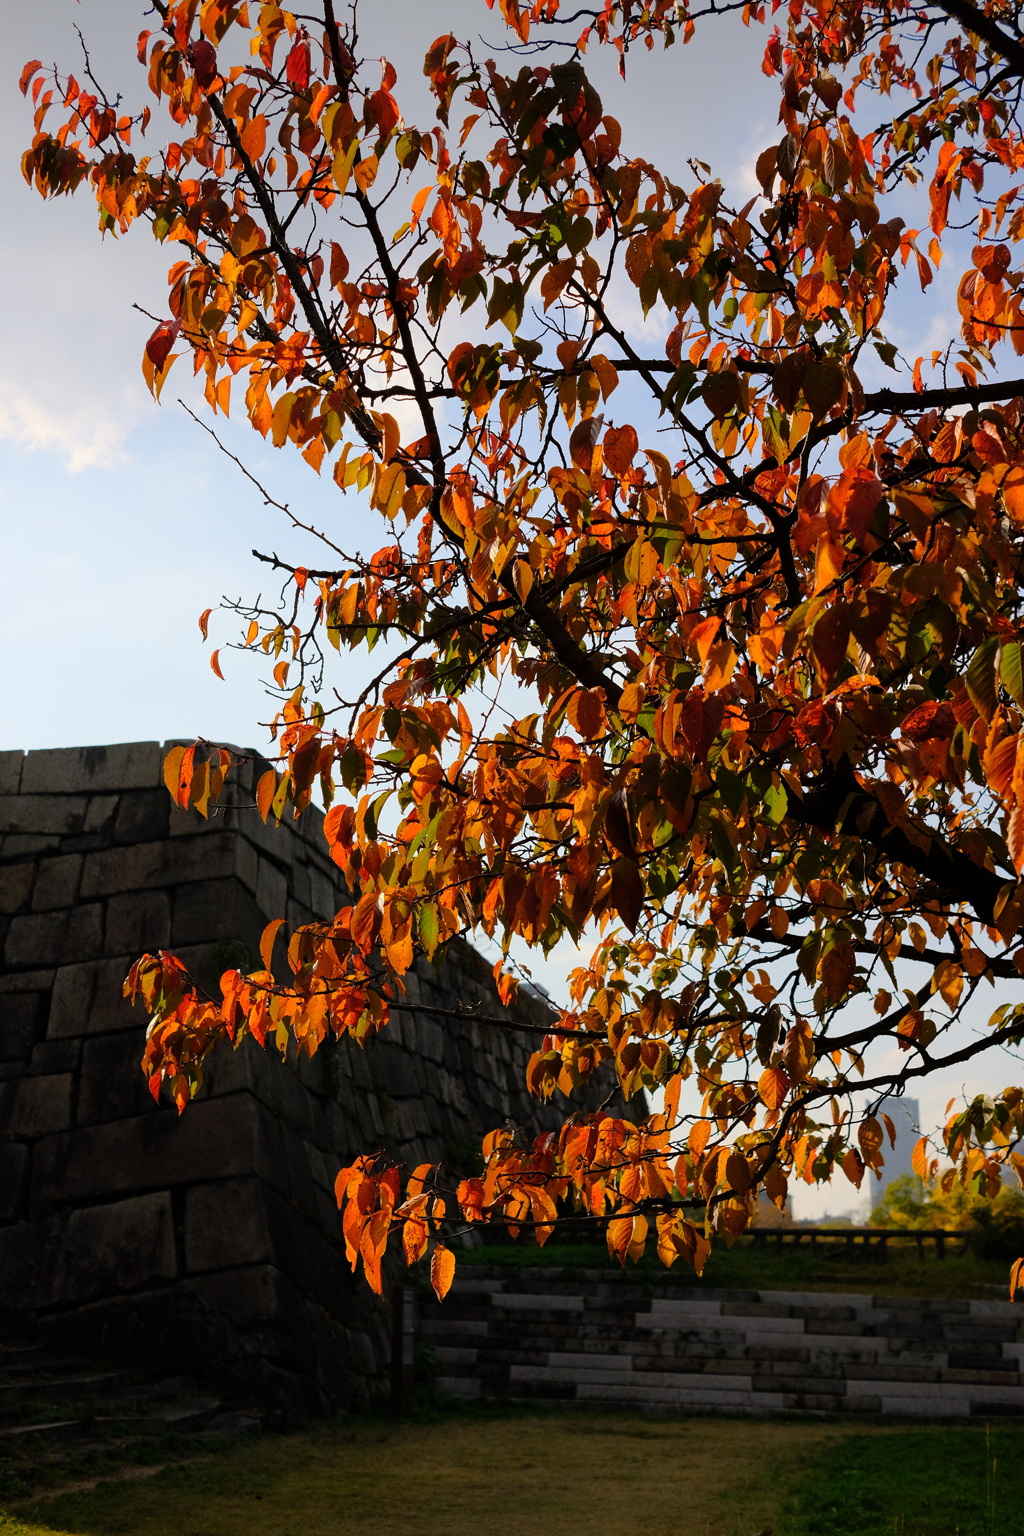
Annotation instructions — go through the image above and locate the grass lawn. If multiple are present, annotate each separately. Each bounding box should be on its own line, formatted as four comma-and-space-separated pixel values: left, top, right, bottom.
460, 1237, 1014, 1299
1, 1412, 1020, 1536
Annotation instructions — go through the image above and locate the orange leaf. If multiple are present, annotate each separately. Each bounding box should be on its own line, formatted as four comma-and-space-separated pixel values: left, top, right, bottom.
603, 423, 638, 474
210, 649, 225, 680
688, 1119, 711, 1159
163, 744, 187, 806
430, 1243, 456, 1300
1010, 1256, 1024, 1300
260, 917, 285, 975
758, 1065, 790, 1111
256, 769, 276, 823
198, 607, 212, 640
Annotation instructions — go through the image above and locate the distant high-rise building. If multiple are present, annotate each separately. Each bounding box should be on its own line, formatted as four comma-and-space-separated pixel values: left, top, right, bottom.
867, 1096, 920, 1219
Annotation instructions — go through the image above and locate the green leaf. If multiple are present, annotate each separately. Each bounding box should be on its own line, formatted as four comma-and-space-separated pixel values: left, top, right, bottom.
999, 641, 1024, 709
966, 636, 999, 721
764, 781, 788, 825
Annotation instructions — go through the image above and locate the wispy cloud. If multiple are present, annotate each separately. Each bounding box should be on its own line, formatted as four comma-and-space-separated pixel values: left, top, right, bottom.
0, 377, 133, 471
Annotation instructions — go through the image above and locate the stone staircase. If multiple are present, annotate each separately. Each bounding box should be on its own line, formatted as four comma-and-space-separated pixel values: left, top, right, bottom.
421, 1266, 1024, 1418
0, 1336, 260, 1503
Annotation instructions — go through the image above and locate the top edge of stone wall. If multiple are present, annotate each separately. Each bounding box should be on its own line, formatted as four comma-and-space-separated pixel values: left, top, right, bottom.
7, 741, 267, 797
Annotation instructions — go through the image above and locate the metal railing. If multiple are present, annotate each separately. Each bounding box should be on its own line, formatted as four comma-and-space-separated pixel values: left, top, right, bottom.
747, 1226, 969, 1259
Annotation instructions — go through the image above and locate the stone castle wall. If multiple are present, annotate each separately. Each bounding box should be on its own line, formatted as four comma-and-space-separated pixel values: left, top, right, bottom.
0, 742, 617, 1417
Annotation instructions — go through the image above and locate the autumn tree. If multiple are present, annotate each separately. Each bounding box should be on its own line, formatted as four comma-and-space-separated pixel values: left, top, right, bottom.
22, 0, 1024, 1298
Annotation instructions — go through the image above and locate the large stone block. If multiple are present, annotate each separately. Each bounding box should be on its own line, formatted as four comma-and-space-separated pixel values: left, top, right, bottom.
32, 1092, 269, 1204
47, 959, 99, 1037
0, 1073, 74, 1137
104, 889, 172, 956
80, 834, 257, 899
4, 904, 104, 969
30, 1039, 80, 1075
185, 1177, 272, 1272
114, 790, 171, 846
0, 751, 23, 796
84, 794, 120, 834
171, 877, 264, 948
0, 991, 42, 1061
0, 863, 33, 915
0, 1141, 29, 1219
78, 1030, 154, 1125
32, 855, 84, 912
256, 857, 289, 919
20, 742, 162, 795
0, 1192, 177, 1311
0, 795, 88, 836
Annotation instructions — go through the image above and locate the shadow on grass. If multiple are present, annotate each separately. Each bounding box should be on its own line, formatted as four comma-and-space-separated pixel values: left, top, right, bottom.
1, 1405, 1021, 1536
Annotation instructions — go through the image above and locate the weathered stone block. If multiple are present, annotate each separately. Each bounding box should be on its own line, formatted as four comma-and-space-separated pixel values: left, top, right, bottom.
0, 863, 33, 915
84, 794, 120, 833
114, 790, 171, 846
256, 857, 288, 918
0, 1073, 74, 1137
5, 904, 104, 968
0, 1192, 176, 1311
0, 1141, 29, 1219
20, 742, 162, 795
78, 1030, 153, 1125
47, 954, 140, 1040
30, 1039, 80, 1075
80, 839, 207, 898
32, 854, 84, 911
0, 795, 88, 836
104, 889, 172, 956
1, 835, 61, 859
0, 992, 42, 1061
32, 1093, 265, 1203
47, 959, 98, 1037
0, 751, 23, 796
417, 1016, 445, 1065
171, 877, 263, 948
0, 968, 55, 993
185, 1177, 271, 1272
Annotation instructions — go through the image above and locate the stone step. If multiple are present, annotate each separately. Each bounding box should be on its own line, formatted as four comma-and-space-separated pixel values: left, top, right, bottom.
94, 1398, 222, 1436
0, 1358, 92, 1382
0, 1373, 127, 1422
0, 1420, 85, 1446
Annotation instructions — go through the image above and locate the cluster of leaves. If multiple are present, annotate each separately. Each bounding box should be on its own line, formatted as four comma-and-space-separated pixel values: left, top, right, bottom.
27, 0, 1024, 1298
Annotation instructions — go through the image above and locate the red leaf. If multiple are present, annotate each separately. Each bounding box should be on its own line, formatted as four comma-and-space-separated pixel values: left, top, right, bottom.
285, 40, 311, 91
190, 39, 218, 90
19, 60, 43, 97
146, 319, 180, 371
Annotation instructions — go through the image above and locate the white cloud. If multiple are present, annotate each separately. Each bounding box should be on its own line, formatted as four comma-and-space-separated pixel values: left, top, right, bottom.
0, 377, 132, 471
